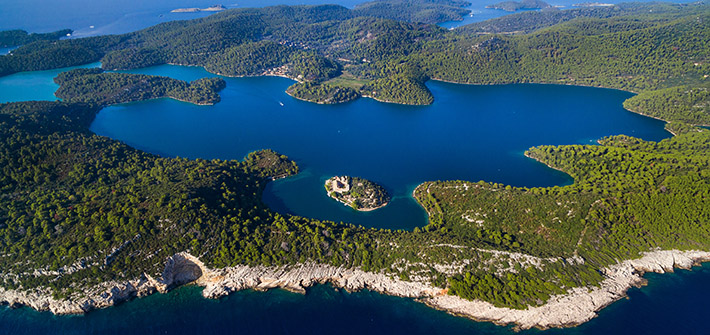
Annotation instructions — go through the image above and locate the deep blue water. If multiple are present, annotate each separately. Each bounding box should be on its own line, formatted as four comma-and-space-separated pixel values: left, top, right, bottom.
0, 0, 361, 37
0, 0, 694, 37
2, 263, 710, 335
0, 51, 686, 335
0, 1, 705, 333
86, 64, 669, 229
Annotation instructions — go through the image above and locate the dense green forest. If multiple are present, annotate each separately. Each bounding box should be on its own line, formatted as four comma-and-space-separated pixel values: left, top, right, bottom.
353, 0, 471, 24
2, 2, 706, 105
457, 2, 700, 35
287, 82, 360, 104
0, 29, 71, 47
623, 83, 710, 126
3, 97, 707, 308
485, 0, 550, 12
416, 131, 710, 306
0, 1, 709, 311
0, 101, 321, 293
54, 69, 226, 105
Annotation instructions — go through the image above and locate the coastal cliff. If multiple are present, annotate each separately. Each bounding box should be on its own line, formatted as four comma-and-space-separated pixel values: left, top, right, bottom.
2, 250, 708, 330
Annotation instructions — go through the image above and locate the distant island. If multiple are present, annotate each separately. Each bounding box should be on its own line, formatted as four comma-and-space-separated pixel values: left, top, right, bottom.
573, 2, 614, 7
325, 176, 390, 211
0, 1, 709, 331
486, 0, 551, 11
171, 5, 226, 13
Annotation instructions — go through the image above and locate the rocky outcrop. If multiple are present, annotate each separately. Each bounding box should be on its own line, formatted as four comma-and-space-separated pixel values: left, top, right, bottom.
198, 263, 441, 299
0, 274, 161, 315
1, 249, 709, 330
425, 249, 710, 329
160, 253, 206, 291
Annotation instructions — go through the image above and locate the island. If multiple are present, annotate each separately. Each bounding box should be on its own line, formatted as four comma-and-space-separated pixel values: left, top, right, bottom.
0, 1, 708, 331
325, 176, 390, 211
171, 5, 226, 13
486, 0, 551, 12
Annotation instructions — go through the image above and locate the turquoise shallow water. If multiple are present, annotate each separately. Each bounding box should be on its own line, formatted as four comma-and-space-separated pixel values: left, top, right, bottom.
0, 62, 100, 103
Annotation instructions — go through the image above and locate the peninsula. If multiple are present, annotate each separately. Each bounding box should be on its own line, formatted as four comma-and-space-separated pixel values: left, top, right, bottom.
325, 176, 390, 211
0, 1, 708, 331
486, 0, 551, 12
54, 68, 226, 106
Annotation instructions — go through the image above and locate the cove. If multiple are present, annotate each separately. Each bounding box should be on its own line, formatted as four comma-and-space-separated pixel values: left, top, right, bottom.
86, 64, 671, 230
0, 62, 101, 103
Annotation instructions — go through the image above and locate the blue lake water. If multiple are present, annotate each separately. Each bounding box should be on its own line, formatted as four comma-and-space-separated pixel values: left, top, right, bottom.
0, 58, 683, 335
85, 64, 670, 229
0, 1, 704, 332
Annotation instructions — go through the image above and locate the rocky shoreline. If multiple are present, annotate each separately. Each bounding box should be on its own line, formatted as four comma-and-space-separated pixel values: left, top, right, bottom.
1, 250, 708, 330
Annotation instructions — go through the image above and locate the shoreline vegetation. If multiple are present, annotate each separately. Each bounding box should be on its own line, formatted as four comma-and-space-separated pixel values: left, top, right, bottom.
1, 249, 708, 330
0, 2, 706, 122
53, 68, 227, 106
0, 29, 71, 48
486, 0, 552, 12
171, 5, 226, 13
0, 0, 708, 330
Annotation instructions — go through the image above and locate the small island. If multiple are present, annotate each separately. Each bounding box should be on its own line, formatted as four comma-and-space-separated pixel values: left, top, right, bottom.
171, 5, 226, 13
325, 176, 390, 211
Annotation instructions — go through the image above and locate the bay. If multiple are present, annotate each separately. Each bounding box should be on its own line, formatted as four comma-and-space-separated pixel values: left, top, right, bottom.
0, 1, 701, 330
89, 64, 668, 229
0, 62, 100, 103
